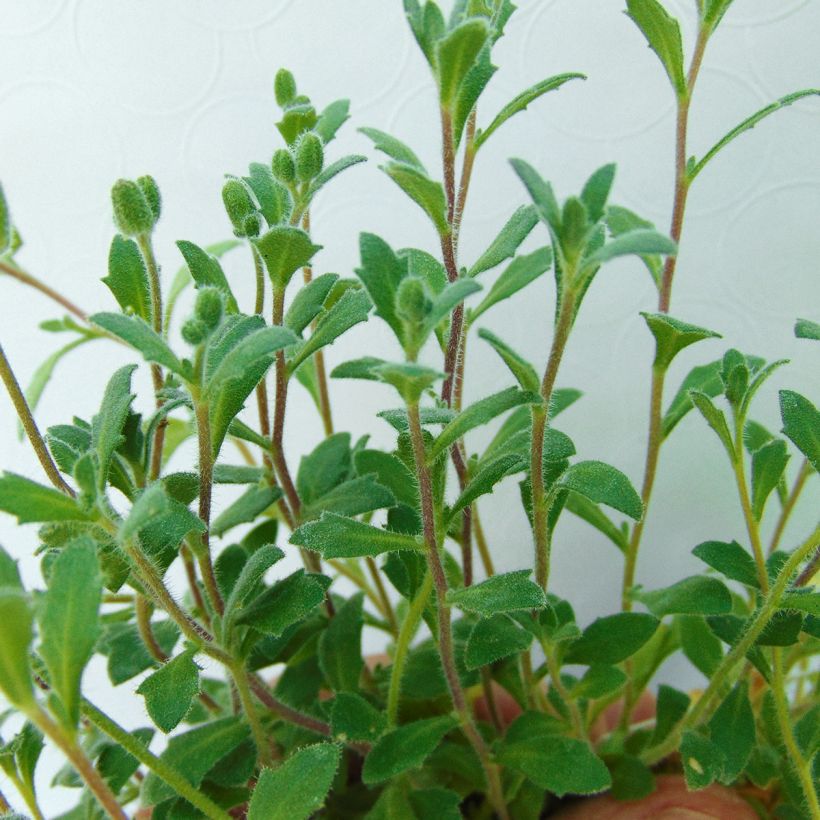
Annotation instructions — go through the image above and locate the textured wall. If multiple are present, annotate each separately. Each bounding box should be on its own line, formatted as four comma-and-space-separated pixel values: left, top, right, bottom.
0, 1, 818, 813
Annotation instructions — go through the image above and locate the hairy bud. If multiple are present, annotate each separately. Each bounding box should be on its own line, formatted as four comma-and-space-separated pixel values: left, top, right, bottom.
272, 149, 296, 184
396, 277, 432, 325
136, 175, 161, 225
274, 68, 297, 107
195, 287, 224, 330
111, 179, 154, 237
181, 318, 207, 346
294, 132, 324, 182
222, 179, 257, 237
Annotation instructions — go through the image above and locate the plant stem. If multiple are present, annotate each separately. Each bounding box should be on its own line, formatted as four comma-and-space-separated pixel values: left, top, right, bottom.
0, 787, 10, 813
366, 556, 399, 636
769, 458, 812, 555
0, 259, 88, 322
180, 543, 208, 620
472, 505, 496, 577
28, 706, 126, 820
452, 111, 477, 244
770, 647, 820, 817
532, 291, 575, 591
136, 594, 168, 662
81, 699, 232, 820
642, 523, 820, 766
194, 399, 224, 616
542, 638, 585, 739
386, 570, 433, 726
406, 402, 509, 820
480, 667, 503, 734
231, 665, 273, 767
0, 341, 75, 495
796, 546, 820, 588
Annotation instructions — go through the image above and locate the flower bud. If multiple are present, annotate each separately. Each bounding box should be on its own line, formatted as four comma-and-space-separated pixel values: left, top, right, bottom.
272, 149, 296, 184
242, 212, 262, 238
222, 178, 257, 236
0, 182, 10, 254
181, 318, 207, 346
294, 132, 324, 182
396, 277, 432, 325
274, 69, 297, 107
111, 179, 154, 237
136, 175, 161, 224
195, 287, 223, 330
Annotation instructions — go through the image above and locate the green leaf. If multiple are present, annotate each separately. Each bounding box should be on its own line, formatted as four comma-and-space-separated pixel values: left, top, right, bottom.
446, 570, 546, 616
557, 460, 642, 520
359, 127, 425, 170
315, 98, 350, 143
90, 313, 186, 376
477, 329, 540, 393
470, 249, 551, 324
708, 681, 755, 783
474, 73, 585, 150
119, 483, 205, 544
378, 405, 455, 433
38, 538, 101, 726
751, 439, 790, 520
248, 744, 341, 820
680, 730, 723, 790
291, 513, 423, 559
355, 233, 409, 344
449, 453, 525, 520
376, 362, 444, 404
689, 390, 735, 459
570, 665, 627, 700
297, 433, 351, 505
780, 590, 820, 616
319, 593, 364, 692
288, 288, 371, 372
308, 154, 367, 199
103, 235, 150, 320
650, 684, 690, 746
625, 0, 686, 95
354, 449, 418, 509
701, 0, 734, 28
641, 312, 721, 371
510, 159, 561, 234
285, 273, 339, 334
500, 730, 611, 797
382, 163, 449, 236
136, 648, 200, 733
235, 570, 327, 637
142, 717, 250, 804
0, 182, 10, 253
206, 325, 298, 457
304, 475, 395, 520
691, 540, 760, 589
606, 205, 663, 287
564, 493, 628, 553
0, 544, 22, 589
436, 19, 490, 107
102, 620, 179, 685
675, 614, 723, 677
362, 716, 457, 784
223, 545, 284, 628
330, 692, 386, 743
566, 612, 659, 665
795, 317, 820, 341
254, 226, 321, 289
0, 590, 35, 707
469, 205, 539, 277
663, 360, 724, 437
779, 390, 820, 472
92, 365, 136, 490
690, 90, 820, 181
176, 240, 239, 314
211, 485, 281, 537
580, 164, 617, 225
464, 613, 532, 670
422, 277, 481, 340
0, 473, 90, 524
430, 387, 541, 461
583, 229, 676, 270
452, 42, 496, 146
638, 575, 733, 617
244, 163, 291, 227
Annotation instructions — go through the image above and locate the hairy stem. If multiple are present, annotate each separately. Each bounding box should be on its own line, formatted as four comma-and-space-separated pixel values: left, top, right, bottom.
231, 665, 273, 767
0, 259, 88, 322
406, 402, 508, 819
0, 341, 75, 496
135, 594, 168, 662
82, 699, 232, 820
472, 505, 496, 577
366, 556, 399, 637
769, 458, 812, 555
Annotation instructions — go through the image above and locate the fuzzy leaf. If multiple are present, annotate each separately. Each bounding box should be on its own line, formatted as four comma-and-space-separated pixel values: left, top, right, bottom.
641, 312, 721, 370
136, 648, 200, 733
570, 665, 627, 699
360, 127, 425, 170
557, 460, 642, 520
469, 205, 539, 277
304, 475, 395, 520
464, 613, 532, 670
564, 493, 628, 553
119, 483, 204, 544
382, 163, 449, 235
176, 240, 239, 314
1, 472, 91, 525
779, 590, 820, 617
142, 717, 250, 804
0, 182, 10, 252
254, 226, 321, 289
244, 163, 291, 227
430, 387, 541, 461
38, 538, 101, 726
211, 485, 282, 537
625, 0, 686, 95
510, 159, 561, 234
638, 575, 733, 617
92, 365, 136, 490
354, 449, 418, 509
103, 235, 150, 320
378, 405, 455, 433
580, 164, 617, 224
376, 362, 444, 404
449, 453, 525, 519
447, 570, 546, 616
0, 590, 35, 707
289, 288, 371, 372
297, 433, 351, 504
90, 313, 186, 376
663, 360, 724, 437
235, 570, 327, 637
422, 277, 481, 340
315, 99, 351, 143
475, 73, 585, 150
436, 19, 490, 107
691, 540, 760, 589
319, 593, 364, 692
606, 205, 663, 286
308, 154, 367, 198
708, 681, 755, 783
680, 731, 723, 790
224, 545, 284, 623
285, 273, 339, 335
651, 685, 690, 746
355, 233, 409, 344
779, 390, 820, 472
291, 513, 422, 559
330, 693, 386, 743
795, 317, 820, 341
477, 329, 540, 393
470, 249, 551, 323
248, 744, 341, 820
751, 439, 790, 520
362, 716, 458, 784
583, 229, 676, 269
689, 390, 734, 459
566, 613, 659, 665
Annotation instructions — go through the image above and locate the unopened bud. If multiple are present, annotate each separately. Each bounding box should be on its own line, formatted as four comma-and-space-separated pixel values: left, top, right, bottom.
195, 287, 224, 330
274, 68, 297, 107
222, 178, 257, 236
111, 179, 153, 237
396, 277, 431, 324
294, 132, 324, 182
136, 175, 161, 224
181, 318, 207, 346
272, 149, 296, 184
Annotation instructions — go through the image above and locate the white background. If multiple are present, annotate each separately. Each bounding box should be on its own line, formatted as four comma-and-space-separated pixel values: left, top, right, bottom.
0, 0, 818, 814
